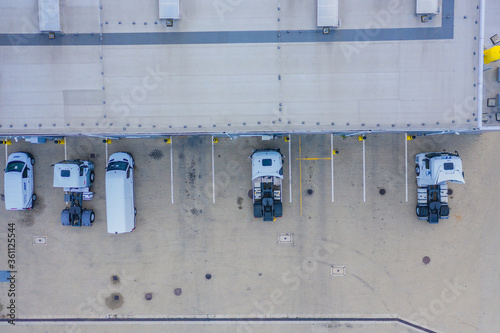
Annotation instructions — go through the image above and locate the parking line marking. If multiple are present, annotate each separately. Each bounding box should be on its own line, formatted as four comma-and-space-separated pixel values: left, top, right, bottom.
64, 137, 67, 160
211, 136, 215, 204
4, 143, 7, 162
363, 139, 366, 203
296, 157, 331, 160
299, 135, 302, 216
405, 133, 408, 202
105, 138, 108, 162
288, 134, 292, 203
331, 134, 334, 203
170, 135, 174, 204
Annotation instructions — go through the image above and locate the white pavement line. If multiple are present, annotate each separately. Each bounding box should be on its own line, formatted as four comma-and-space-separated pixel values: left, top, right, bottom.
362, 139, 366, 203
211, 136, 215, 204
105, 138, 108, 163
405, 133, 408, 203
288, 135, 292, 203
170, 136, 174, 204
4, 143, 7, 162
331, 134, 334, 203
64, 137, 67, 160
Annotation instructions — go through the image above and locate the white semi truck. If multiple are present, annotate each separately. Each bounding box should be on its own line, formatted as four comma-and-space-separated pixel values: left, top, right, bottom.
415, 152, 465, 223
53, 160, 95, 226
251, 149, 284, 221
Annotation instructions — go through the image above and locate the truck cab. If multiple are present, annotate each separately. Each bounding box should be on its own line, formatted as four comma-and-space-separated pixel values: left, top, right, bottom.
251, 149, 284, 221
415, 152, 465, 223
53, 160, 95, 194
53, 160, 95, 227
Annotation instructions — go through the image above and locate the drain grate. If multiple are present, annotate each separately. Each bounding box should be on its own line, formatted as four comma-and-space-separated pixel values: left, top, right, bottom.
278, 233, 293, 244
33, 236, 47, 245
331, 266, 346, 276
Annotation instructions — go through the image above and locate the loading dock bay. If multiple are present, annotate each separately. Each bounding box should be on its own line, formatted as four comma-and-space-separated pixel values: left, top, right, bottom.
0, 132, 497, 333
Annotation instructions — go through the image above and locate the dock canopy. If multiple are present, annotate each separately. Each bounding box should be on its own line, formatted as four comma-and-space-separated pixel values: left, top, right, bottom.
38, 0, 61, 32
317, 0, 340, 27
159, 0, 181, 20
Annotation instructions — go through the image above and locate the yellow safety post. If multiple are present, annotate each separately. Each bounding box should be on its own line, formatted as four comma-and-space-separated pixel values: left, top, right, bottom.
54, 139, 65, 145
407, 135, 416, 141
0, 140, 11, 145
358, 135, 366, 141
285, 136, 290, 142
212, 137, 218, 143
164, 138, 171, 144
332, 150, 339, 155
484, 45, 500, 65
103, 138, 112, 144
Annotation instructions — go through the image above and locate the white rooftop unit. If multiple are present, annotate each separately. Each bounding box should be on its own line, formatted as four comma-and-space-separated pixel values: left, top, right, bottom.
416, 0, 440, 15
317, 0, 340, 28
38, 0, 61, 32
159, 0, 181, 20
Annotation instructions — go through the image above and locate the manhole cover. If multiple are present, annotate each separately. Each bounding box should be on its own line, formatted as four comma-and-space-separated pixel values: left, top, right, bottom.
33, 236, 47, 245
278, 234, 293, 244
205, 273, 212, 280
307, 189, 313, 195
447, 189, 453, 195
248, 190, 253, 199
379, 189, 386, 195
145, 293, 153, 301
423, 256, 431, 265
331, 266, 346, 276
174, 288, 182, 296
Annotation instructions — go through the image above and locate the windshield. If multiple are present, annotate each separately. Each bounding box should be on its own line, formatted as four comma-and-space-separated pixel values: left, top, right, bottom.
6, 161, 25, 173
107, 161, 128, 171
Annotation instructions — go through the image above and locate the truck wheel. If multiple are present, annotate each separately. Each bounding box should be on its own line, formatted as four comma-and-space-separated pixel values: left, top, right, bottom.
32, 193, 36, 201
31, 157, 35, 165
253, 202, 263, 218
90, 171, 95, 182
134, 208, 137, 216
416, 206, 428, 217
274, 202, 283, 217
439, 205, 449, 217
415, 164, 420, 175
82, 210, 94, 226
61, 209, 70, 226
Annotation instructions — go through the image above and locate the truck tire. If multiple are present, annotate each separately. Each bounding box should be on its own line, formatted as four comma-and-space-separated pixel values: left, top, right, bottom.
416, 205, 428, 218
440, 205, 449, 217
415, 164, 420, 175
90, 171, 95, 182
274, 202, 283, 217
253, 202, 263, 218
82, 209, 94, 226
61, 208, 71, 226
